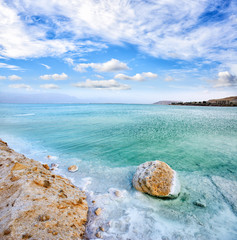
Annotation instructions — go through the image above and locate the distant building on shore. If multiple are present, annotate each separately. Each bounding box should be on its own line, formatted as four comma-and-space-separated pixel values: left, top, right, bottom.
208, 96, 237, 106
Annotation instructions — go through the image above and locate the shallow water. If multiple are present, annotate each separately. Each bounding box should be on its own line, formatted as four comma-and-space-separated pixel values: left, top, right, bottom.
0, 104, 237, 239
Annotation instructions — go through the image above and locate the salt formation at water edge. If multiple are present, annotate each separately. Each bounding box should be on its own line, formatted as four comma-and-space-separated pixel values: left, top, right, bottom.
133, 160, 180, 198
68, 164, 79, 172
0, 139, 88, 239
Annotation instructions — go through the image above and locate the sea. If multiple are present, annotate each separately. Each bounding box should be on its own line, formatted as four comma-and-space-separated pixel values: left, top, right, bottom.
0, 103, 237, 240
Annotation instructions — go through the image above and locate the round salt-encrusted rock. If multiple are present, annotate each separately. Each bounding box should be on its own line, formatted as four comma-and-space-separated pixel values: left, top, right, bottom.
133, 160, 180, 198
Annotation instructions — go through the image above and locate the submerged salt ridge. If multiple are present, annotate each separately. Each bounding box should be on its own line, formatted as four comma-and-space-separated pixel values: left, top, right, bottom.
0, 104, 237, 239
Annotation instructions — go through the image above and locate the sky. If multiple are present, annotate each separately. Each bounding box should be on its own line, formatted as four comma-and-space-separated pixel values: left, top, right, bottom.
0, 0, 237, 104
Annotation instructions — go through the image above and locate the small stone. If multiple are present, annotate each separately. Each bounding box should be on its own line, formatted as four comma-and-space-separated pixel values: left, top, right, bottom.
52, 231, 58, 235
92, 200, 96, 204
38, 214, 50, 221
95, 232, 102, 238
68, 165, 78, 172
99, 226, 105, 232
32, 166, 38, 171
22, 233, 32, 239
12, 162, 28, 171
114, 190, 121, 197
3, 228, 11, 235
59, 192, 67, 198
95, 208, 102, 216
10, 175, 20, 182
193, 200, 206, 208
42, 164, 50, 170
43, 180, 51, 188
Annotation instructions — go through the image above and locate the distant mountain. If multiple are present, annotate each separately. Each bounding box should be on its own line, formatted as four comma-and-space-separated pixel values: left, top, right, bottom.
153, 100, 178, 105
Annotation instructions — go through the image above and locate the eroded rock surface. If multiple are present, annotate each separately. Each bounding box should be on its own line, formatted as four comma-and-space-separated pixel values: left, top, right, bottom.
0, 139, 88, 240
133, 160, 180, 198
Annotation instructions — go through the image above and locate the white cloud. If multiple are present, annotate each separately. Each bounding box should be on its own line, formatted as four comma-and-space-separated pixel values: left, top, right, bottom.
0, 62, 22, 70
73, 79, 130, 90
9, 84, 31, 90
8, 75, 22, 80
64, 58, 74, 65
0, 76, 6, 80
40, 84, 60, 89
115, 72, 157, 81
0, 0, 236, 66
41, 64, 51, 69
74, 59, 129, 72
94, 74, 104, 79
165, 76, 174, 82
214, 71, 237, 88
40, 73, 68, 80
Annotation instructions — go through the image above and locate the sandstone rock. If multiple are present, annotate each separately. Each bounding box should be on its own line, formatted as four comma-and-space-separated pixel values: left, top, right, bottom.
96, 231, 102, 238
95, 207, 102, 216
68, 165, 78, 172
0, 139, 88, 240
42, 164, 50, 170
99, 226, 105, 232
133, 160, 180, 198
114, 190, 121, 197
11, 162, 28, 171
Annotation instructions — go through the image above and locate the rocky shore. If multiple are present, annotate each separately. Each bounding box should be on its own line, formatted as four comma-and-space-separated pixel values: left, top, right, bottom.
0, 139, 88, 239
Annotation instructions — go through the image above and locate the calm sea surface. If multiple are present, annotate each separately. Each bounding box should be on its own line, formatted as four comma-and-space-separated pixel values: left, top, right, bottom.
0, 104, 237, 239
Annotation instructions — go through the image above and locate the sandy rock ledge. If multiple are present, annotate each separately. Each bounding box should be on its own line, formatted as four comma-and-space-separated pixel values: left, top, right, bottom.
0, 139, 88, 240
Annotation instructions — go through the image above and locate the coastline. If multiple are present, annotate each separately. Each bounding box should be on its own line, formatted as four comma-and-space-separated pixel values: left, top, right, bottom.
0, 139, 88, 239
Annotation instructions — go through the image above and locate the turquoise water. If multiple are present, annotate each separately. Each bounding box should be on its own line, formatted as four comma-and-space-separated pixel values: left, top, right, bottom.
0, 104, 237, 239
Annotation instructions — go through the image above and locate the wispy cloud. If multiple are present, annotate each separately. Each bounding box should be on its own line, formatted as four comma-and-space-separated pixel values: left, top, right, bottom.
9, 83, 32, 90
64, 58, 74, 65
165, 76, 174, 82
40, 73, 68, 80
73, 79, 130, 90
213, 71, 237, 88
94, 74, 104, 79
0, 0, 236, 65
8, 75, 22, 80
74, 59, 129, 72
115, 72, 157, 81
41, 63, 51, 69
40, 84, 60, 89
0, 62, 22, 70
0, 76, 6, 80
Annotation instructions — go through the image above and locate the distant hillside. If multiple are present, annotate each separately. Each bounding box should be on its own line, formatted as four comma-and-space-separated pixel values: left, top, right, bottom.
170, 96, 237, 107
208, 96, 237, 103
153, 100, 178, 105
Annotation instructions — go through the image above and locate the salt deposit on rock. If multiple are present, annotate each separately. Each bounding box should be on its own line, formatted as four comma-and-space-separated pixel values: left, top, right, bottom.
50, 163, 59, 170
68, 164, 78, 172
0, 139, 88, 240
133, 160, 180, 198
47, 155, 58, 160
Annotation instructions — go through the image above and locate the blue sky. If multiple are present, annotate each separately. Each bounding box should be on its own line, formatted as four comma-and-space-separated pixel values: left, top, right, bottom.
0, 0, 237, 103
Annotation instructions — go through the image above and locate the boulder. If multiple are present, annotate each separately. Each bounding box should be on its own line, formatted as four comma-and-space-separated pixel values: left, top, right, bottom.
133, 160, 180, 198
